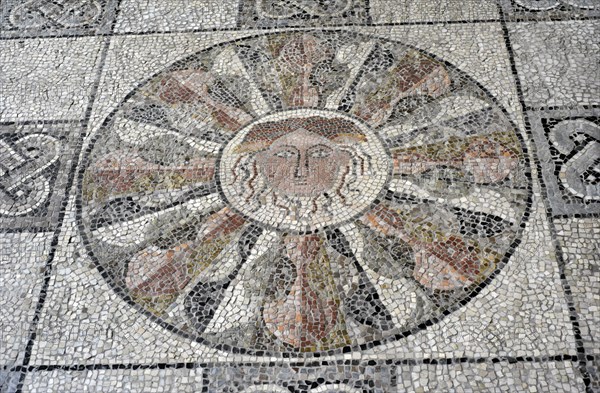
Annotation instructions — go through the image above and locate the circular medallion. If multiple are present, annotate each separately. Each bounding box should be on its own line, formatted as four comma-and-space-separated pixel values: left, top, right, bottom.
220, 109, 389, 232
79, 31, 530, 355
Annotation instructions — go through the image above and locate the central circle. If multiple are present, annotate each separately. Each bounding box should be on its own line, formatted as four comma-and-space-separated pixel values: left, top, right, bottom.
220, 109, 390, 232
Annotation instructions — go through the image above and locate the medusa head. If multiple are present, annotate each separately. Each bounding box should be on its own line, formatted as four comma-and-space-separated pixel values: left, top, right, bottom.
220, 111, 389, 231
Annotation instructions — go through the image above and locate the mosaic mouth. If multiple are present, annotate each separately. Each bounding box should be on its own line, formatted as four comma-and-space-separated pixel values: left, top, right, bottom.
79, 31, 529, 354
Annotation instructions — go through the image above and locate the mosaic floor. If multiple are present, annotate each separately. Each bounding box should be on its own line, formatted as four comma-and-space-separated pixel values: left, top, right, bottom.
0, 1, 598, 392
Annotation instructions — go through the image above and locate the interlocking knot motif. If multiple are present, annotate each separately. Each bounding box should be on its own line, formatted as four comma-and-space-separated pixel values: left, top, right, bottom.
549, 119, 600, 201
0, 134, 60, 216
514, 0, 596, 10
9, 0, 102, 29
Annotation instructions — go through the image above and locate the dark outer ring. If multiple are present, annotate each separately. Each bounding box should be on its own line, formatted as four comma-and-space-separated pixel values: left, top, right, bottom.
75, 29, 534, 360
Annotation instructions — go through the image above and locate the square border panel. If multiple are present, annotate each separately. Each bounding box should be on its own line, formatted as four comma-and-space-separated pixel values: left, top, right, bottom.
528, 108, 600, 216
498, 0, 600, 20
114, 0, 239, 34
0, 0, 118, 38
26, 25, 577, 368
0, 122, 82, 231
0, 36, 106, 123
507, 20, 600, 109
554, 216, 600, 355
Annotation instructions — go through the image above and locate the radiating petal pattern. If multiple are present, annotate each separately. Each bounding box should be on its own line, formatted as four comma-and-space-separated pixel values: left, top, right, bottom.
79, 31, 529, 355
361, 202, 499, 291
262, 234, 345, 350
342, 46, 451, 127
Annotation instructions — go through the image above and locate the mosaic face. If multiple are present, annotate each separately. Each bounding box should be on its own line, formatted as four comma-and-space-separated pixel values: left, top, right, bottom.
79, 31, 530, 355
258, 128, 345, 196
220, 110, 389, 231
256, 127, 349, 196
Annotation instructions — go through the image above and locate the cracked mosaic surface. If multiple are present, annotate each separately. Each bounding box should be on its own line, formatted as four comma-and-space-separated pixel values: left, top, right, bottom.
0, 1, 598, 392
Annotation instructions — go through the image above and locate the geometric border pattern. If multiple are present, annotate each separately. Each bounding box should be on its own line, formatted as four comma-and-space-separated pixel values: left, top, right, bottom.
0, 122, 81, 231
0, 0, 118, 38
528, 108, 600, 216
497, 0, 600, 20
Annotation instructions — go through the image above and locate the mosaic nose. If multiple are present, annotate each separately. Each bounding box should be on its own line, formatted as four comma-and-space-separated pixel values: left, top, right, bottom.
293, 151, 309, 180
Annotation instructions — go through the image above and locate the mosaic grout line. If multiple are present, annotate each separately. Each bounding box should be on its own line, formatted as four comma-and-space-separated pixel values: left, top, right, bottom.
8, 353, 587, 372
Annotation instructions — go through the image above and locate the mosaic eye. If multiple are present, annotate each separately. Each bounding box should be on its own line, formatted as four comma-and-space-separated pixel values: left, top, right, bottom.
274, 149, 296, 158
308, 146, 333, 158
